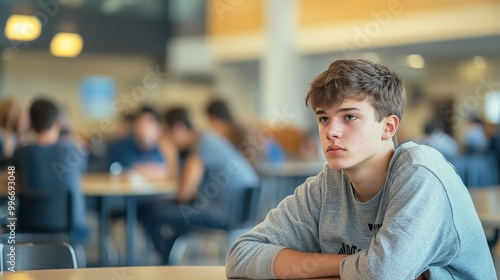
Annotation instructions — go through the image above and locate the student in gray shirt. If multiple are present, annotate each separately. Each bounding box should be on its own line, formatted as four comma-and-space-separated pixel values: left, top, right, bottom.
226, 59, 495, 279
140, 107, 259, 264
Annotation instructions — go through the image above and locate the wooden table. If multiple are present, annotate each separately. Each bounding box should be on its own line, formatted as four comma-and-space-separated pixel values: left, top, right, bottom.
82, 173, 176, 196
1, 266, 226, 280
81, 173, 176, 266
0, 266, 341, 280
469, 186, 500, 227
469, 185, 500, 248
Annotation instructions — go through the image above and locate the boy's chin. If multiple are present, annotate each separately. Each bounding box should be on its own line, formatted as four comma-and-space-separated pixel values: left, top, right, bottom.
327, 161, 346, 171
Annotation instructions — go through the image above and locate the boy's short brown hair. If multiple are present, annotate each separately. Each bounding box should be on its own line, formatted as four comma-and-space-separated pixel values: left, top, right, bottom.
305, 59, 406, 122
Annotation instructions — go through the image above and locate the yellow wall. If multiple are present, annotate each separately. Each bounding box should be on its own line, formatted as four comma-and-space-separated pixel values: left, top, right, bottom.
207, 0, 264, 36
297, 0, 497, 27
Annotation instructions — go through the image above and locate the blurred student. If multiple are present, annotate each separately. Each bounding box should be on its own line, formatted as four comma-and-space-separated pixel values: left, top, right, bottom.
206, 99, 246, 151
463, 115, 488, 152
7, 98, 89, 244
0, 98, 23, 159
226, 59, 495, 279
418, 120, 459, 160
116, 113, 135, 139
139, 107, 259, 264
490, 124, 500, 182
107, 106, 175, 180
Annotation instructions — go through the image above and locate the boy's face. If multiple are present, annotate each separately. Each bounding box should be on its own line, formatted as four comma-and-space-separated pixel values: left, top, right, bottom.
133, 113, 161, 150
165, 123, 190, 150
316, 98, 395, 171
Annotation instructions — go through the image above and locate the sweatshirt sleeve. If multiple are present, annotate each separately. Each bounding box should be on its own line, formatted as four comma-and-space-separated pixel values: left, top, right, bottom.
341, 165, 460, 279
226, 174, 324, 279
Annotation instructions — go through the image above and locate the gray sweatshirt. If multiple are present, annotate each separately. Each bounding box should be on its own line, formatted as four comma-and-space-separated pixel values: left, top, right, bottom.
226, 142, 496, 279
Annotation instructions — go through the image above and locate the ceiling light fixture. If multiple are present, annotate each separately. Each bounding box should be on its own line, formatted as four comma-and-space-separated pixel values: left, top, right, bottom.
473, 56, 486, 69
50, 32, 83, 58
406, 54, 425, 69
4, 15, 42, 41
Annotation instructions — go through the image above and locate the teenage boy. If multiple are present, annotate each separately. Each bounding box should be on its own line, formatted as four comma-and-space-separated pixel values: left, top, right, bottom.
9, 98, 89, 244
226, 59, 495, 279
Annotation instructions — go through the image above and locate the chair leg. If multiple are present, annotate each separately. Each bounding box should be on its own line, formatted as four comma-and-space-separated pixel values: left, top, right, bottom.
487, 228, 500, 249
105, 236, 120, 266
74, 245, 87, 268
168, 234, 190, 265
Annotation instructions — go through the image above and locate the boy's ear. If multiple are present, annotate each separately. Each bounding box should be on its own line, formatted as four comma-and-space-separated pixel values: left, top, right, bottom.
382, 115, 399, 141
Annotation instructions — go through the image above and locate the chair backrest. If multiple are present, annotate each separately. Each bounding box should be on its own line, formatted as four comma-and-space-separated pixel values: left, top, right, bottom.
0, 242, 77, 271
464, 152, 499, 187
227, 184, 262, 230
18, 189, 72, 233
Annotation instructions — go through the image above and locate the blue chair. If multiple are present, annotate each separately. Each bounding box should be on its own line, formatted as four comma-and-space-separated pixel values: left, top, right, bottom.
15, 190, 86, 267
18, 190, 72, 233
449, 152, 499, 187
0, 242, 77, 271
464, 152, 499, 187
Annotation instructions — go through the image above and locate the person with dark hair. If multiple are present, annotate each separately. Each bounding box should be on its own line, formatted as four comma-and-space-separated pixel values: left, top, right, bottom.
418, 119, 459, 160
490, 123, 500, 182
205, 98, 248, 157
139, 106, 259, 264
226, 59, 494, 279
5, 98, 89, 244
463, 115, 488, 152
106, 106, 174, 179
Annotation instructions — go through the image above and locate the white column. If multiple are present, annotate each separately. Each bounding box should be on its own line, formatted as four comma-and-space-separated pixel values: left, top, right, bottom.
259, 0, 308, 130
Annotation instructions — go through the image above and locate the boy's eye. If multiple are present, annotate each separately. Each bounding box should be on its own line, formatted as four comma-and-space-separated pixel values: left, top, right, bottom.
345, 115, 357, 121
318, 117, 329, 123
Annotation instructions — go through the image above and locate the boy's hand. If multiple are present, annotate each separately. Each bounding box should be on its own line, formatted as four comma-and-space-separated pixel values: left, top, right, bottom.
415, 270, 430, 280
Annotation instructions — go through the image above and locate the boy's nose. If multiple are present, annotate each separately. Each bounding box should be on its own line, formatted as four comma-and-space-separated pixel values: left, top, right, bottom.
326, 121, 342, 139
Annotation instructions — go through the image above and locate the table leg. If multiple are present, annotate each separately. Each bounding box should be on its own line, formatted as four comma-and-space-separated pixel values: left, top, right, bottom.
98, 196, 109, 266
126, 196, 137, 266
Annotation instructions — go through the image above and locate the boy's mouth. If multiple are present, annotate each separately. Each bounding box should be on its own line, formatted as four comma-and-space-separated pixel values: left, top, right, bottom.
326, 144, 346, 155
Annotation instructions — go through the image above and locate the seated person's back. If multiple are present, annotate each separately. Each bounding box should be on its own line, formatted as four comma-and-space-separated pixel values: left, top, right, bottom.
10, 98, 88, 244
191, 131, 259, 226
139, 107, 259, 264
165, 107, 259, 226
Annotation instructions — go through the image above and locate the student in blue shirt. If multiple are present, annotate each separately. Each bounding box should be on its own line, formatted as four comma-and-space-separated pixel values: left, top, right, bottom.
107, 106, 175, 180
9, 98, 89, 244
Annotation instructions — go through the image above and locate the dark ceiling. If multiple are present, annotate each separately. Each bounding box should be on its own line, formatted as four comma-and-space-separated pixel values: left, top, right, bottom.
0, 0, 172, 57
